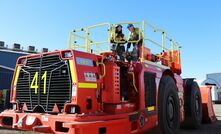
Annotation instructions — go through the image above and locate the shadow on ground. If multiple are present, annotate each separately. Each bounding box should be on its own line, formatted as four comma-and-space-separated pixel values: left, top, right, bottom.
145, 104, 221, 134
144, 120, 221, 134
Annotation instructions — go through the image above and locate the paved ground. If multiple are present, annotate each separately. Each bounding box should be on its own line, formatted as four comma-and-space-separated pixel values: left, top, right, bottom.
0, 104, 220, 134
179, 104, 221, 134
148, 104, 221, 134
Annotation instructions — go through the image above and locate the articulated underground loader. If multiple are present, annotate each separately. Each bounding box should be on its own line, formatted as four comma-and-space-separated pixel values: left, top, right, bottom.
0, 21, 216, 134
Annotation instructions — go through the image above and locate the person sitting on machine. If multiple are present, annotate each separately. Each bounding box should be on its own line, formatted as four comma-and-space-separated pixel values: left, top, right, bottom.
126, 24, 143, 61
110, 24, 127, 61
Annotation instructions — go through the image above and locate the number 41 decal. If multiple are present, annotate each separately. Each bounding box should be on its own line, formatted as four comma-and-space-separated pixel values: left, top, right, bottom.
30, 71, 47, 94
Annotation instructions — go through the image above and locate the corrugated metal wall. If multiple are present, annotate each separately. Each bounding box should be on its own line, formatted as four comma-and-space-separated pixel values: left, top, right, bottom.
0, 51, 26, 69
0, 68, 13, 89
0, 50, 27, 89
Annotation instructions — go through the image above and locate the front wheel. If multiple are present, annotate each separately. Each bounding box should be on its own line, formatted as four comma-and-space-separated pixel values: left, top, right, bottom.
158, 76, 180, 134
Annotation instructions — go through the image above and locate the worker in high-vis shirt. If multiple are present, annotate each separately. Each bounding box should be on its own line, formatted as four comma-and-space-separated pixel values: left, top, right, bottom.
127, 24, 143, 61
110, 25, 128, 100
110, 24, 127, 61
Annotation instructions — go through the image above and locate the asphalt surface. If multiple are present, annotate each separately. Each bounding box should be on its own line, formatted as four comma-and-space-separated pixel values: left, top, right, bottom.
0, 104, 220, 134
179, 104, 221, 134
148, 104, 221, 134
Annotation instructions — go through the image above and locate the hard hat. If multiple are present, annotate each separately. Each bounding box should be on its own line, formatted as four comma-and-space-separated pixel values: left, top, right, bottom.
127, 24, 134, 28
115, 24, 123, 28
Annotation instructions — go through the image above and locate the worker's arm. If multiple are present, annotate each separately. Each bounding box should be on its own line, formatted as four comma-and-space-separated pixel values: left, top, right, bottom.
109, 31, 116, 43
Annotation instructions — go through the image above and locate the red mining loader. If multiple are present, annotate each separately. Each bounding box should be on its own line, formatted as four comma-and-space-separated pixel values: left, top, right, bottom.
0, 21, 216, 134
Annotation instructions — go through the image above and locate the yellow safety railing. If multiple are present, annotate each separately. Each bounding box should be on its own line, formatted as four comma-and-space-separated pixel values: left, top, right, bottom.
68, 28, 88, 51
88, 23, 111, 53
68, 23, 111, 54
68, 21, 181, 64
142, 21, 180, 64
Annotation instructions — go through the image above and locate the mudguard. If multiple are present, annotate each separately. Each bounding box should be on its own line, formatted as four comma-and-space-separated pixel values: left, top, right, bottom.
200, 86, 217, 123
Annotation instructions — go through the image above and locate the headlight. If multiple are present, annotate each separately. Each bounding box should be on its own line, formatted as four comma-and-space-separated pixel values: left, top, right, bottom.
68, 105, 80, 114
13, 103, 17, 110
64, 52, 72, 58
70, 106, 76, 114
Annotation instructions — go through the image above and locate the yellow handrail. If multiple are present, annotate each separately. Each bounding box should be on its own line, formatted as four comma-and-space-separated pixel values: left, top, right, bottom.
68, 21, 181, 64
142, 21, 180, 64
96, 62, 106, 79
69, 23, 111, 54
128, 72, 138, 93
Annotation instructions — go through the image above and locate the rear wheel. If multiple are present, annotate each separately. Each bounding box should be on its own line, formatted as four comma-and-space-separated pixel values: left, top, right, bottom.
183, 80, 202, 128
158, 76, 180, 134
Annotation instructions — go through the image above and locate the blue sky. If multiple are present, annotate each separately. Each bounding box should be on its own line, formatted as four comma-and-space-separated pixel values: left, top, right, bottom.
0, 0, 221, 80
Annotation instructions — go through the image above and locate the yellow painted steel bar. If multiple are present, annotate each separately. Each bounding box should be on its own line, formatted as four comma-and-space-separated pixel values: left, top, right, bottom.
128, 72, 138, 93
87, 23, 111, 52
68, 21, 181, 63
162, 32, 166, 51
73, 45, 87, 49
85, 29, 90, 52
117, 22, 140, 25
13, 66, 21, 86
144, 38, 171, 52
69, 60, 77, 83
90, 41, 109, 45
73, 28, 86, 32
143, 21, 165, 33
171, 40, 175, 62
87, 23, 111, 29
143, 21, 166, 52
71, 33, 87, 40
141, 21, 145, 62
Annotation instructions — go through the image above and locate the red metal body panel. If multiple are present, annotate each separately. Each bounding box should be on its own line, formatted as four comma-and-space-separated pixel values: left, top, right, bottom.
102, 62, 120, 103
0, 49, 185, 134
161, 50, 181, 75
0, 110, 131, 134
200, 86, 217, 123
71, 50, 101, 113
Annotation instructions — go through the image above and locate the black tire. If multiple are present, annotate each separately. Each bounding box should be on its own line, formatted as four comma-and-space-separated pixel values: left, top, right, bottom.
158, 76, 180, 134
213, 101, 221, 104
183, 81, 202, 129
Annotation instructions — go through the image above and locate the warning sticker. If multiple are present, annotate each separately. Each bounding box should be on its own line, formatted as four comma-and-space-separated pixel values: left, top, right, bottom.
76, 57, 93, 66
84, 72, 97, 82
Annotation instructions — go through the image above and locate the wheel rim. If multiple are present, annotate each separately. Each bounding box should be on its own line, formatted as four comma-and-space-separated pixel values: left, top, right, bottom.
195, 94, 200, 116
166, 95, 175, 128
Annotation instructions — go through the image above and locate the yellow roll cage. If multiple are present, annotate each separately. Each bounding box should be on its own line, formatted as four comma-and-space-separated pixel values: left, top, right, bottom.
68, 21, 180, 64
